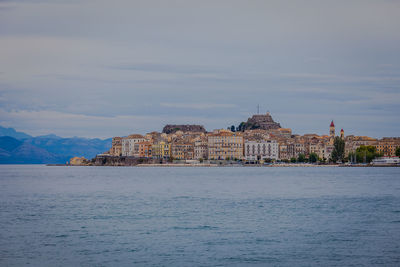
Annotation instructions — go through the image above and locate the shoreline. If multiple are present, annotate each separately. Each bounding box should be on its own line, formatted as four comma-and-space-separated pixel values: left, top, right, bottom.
47, 163, 400, 167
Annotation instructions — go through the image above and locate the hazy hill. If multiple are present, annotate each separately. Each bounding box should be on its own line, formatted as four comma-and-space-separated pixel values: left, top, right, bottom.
0, 126, 32, 140
24, 137, 112, 160
0, 136, 68, 164
0, 126, 112, 164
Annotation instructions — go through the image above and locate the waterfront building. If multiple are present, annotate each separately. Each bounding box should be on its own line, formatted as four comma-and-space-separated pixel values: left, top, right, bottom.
110, 137, 122, 156
293, 140, 306, 158
208, 130, 244, 160
345, 135, 377, 155
194, 138, 208, 160
310, 141, 334, 161
133, 141, 152, 158
121, 134, 147, 156
245, 140, 278, 161
151, 141, 171, 159
374, 137, 400, 157
278, 143, 291, 160
171, 142, 194, 160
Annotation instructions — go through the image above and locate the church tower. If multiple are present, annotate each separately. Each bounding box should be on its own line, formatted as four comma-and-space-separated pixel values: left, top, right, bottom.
329, 120, 335, 138
340, 128, 344, 139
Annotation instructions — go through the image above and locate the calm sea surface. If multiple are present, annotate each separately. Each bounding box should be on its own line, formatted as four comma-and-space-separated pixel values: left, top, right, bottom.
1, 165, 400, 266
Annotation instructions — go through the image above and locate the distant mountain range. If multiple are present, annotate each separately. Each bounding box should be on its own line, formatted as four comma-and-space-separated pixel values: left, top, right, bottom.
0, 125, 32, 139
0, 126, 111, 164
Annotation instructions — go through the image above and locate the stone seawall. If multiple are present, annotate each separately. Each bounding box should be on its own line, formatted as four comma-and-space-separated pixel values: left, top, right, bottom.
94, 156, 157, 166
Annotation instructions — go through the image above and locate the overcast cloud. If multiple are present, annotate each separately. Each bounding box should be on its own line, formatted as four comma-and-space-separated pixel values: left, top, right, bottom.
0, 0, 399, 138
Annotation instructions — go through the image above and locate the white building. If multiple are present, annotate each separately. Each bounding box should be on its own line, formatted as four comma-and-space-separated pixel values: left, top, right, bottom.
245, 140, 279, 161
194, 139, 208, 160
121, 134, 147, 156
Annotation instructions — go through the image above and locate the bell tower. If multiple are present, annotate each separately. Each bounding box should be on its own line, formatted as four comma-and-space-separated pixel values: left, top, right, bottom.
329, 120, 335, 138
340, 128, 344, 139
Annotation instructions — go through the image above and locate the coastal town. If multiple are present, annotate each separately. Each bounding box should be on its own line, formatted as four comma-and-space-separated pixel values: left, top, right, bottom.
70, 112, 400, 166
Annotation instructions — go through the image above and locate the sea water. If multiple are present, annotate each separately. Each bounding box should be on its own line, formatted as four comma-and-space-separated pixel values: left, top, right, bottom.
1, 165, 400, 266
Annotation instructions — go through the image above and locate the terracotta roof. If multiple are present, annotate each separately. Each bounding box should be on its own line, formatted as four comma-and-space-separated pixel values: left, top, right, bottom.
127, 134, 144, 139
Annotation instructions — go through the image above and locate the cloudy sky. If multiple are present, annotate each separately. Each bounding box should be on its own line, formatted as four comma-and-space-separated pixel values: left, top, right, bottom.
0, 0, 399, 138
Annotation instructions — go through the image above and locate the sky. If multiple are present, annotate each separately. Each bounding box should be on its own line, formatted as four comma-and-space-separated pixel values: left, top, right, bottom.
0, 0, 399, 138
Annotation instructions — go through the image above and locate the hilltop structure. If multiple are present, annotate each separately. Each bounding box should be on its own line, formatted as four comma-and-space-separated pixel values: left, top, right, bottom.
162, 124, 206, 134
238, 112, 281, 131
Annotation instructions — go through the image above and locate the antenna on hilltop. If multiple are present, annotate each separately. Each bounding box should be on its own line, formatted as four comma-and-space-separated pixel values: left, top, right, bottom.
257, 104, 260, 114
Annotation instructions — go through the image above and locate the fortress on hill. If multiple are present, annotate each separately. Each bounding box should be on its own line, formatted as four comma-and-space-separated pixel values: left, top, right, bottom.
236, 112, 281, 131
246, 112, 281, 130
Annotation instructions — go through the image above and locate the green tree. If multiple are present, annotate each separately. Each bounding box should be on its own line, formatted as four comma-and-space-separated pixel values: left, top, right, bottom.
331, 136, 345, 162
290, 157, 296, 163
353, 145, 382, 163
309, 152, 318, 163
396, 147, 400, 157
237, 122, 246, 132
230, 125, 236, 132
297, 153, 306, 162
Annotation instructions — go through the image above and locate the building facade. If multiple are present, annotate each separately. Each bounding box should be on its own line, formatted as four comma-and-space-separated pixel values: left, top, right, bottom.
208, 130, 244, 160
121, 134, 147, 156
110, 137, 122, 156
309, 142, 334, 160
194, 139, 208, 160
244, 140, 279, 161
152, 141, 171, 159
374, 138, 400, 156
171, 143, 194, 160
133, 141, 152, 158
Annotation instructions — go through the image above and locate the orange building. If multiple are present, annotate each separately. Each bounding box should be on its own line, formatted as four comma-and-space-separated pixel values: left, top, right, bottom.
134, 141, 152, 158
375, 138, 400, 156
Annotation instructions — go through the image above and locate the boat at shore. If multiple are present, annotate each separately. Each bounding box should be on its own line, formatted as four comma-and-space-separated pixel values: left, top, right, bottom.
371, 157, 400, 166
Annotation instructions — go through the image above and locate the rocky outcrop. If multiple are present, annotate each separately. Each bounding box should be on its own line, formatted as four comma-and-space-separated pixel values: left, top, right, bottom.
69, 156, 89, 165
162, 125, 206, 134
